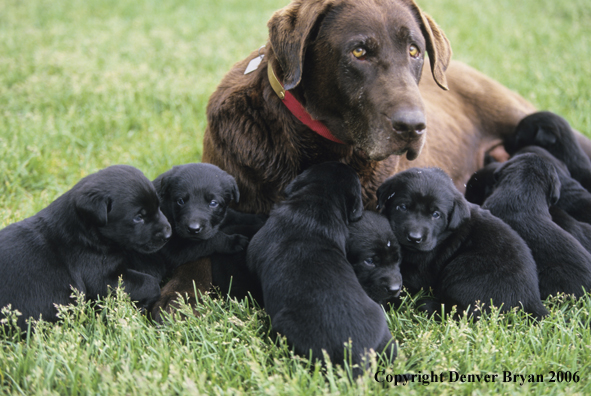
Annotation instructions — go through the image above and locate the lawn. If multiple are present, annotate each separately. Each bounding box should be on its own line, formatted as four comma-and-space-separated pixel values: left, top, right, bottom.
1, 0, 591, 394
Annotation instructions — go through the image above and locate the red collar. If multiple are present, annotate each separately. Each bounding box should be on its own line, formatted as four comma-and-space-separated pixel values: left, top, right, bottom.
267, 61, 345, 144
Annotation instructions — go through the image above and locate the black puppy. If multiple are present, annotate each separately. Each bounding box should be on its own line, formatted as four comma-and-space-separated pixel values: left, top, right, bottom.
129, 163, 248, 282
483, 154, 591, 299
377, 168, 548, 319
465, 162, 501, 206
505, 111, 591, 190
346, 211, 402, 304
0, 165, 171, 331
247, 162, 396, 376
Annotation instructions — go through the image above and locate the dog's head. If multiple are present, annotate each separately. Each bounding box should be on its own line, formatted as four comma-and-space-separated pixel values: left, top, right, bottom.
283, 162, 364, 224
493, 153, 562, 208
346, 211, 402, 303
464, 162, 501, 205
505, 111, 581, 161
153, 163, 240, 240
74, 165, 172, 254
268, 0, 451, 162
377, 168, 470, 252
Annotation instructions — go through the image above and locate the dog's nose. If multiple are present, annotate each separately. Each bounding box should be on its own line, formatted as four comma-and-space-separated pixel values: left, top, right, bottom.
386, 282, 402, 297
187, 223, 202, 234
407, 231, 424, 244
162, 224, 172, 240
390, 109, 426, 135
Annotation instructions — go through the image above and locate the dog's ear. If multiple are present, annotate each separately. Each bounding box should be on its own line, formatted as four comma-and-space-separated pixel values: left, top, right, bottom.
224, 174, 240, 204
547, 165, 562, 206
268, 0, 334, 91
448, 193, 471, 230
534, 126, 558, 146
406, 1, 452, 90
347, 183, 364, 223
152, 169, 173, 200
75, 191, 112, 227
376, 179, 395, 213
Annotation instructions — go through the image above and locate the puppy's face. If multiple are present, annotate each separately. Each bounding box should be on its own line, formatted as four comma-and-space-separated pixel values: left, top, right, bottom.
75, 165, 172, 254
154, 164, 240, 240
347, 212, 402, 302
377, 168, 470, 252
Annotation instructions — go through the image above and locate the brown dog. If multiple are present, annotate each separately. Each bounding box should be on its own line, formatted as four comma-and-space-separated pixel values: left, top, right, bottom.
203, 0, 552, 214
158, 0, 591, 311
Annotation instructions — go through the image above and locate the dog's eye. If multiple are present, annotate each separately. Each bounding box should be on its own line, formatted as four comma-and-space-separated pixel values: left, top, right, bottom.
396, 204, 407, 212
364, 258, 375, 267
409, 44, 420, 59
133, 214, 144, 224
352, 47, 367, 60
177, 198, 185, 206
432, 211, 441, 219
209, 200, 219, 208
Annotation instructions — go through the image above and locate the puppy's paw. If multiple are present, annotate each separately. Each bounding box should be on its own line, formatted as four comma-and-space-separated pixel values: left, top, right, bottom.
228, 234, 250, 253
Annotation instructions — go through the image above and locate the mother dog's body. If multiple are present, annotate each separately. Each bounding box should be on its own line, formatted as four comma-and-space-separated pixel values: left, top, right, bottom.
201, 0, 581, 214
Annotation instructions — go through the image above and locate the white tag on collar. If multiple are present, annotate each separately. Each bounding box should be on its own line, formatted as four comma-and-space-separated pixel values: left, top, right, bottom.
244, 55, 264, 75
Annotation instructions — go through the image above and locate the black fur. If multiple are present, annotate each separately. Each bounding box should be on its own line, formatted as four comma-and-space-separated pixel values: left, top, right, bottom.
210, 209, 268, 305
505, 111, 591, 190
0, 165, 171, 330
377, 167, 548, 319
509, 147, 591, 250
464, 161, 500, 206
128, 163, 248, 282
346, 211, 402, 304
247, 162, 395, 376
483, 154, 591, 298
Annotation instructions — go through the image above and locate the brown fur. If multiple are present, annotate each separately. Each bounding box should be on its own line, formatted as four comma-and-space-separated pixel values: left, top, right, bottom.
202, 0, 539, 214
161, 0, 591, 308
151, 257, 212, 322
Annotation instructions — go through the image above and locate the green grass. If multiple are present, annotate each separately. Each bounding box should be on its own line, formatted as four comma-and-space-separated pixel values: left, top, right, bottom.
1, 0, 591, 394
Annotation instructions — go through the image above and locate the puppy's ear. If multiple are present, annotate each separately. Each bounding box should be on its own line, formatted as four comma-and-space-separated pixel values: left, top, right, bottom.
75, 191, 111, 227
224, 174, 240, 204
376, 179, 395, 213
448, 194, 471, 230
268, 0, 334, 90
152, 169, 172, 199
534, 126, 558, 146
407, 1, 452, 90
348, 184, 364, 223
547, 166, 562, 206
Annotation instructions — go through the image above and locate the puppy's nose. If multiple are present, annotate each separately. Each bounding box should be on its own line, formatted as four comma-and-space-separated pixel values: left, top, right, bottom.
407, 231, 424, 244
161, 224, 172, 240
187, 223, 202, 234
386, 282, 402, 297
390, 109, 426, 135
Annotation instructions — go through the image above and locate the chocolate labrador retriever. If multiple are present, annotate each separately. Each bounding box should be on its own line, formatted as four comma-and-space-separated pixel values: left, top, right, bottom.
202, 0, 591, 215
167, 0, 591, 307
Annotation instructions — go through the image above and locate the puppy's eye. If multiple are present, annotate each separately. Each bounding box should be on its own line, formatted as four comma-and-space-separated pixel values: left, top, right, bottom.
396, 204, 407, 212
352, 47, 367, 60
364, 258, 375, 267
432, 211, 441, 219
409, 44, 420, 59
209, 200, 219, 208
177, 198, 185, 206
133, 214, 144, 224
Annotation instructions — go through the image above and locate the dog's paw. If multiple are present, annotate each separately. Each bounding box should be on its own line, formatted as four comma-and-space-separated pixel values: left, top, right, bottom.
228, 234, 250, 253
